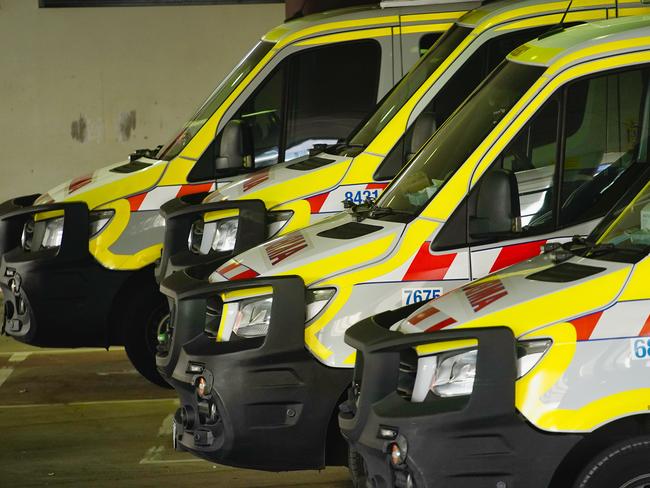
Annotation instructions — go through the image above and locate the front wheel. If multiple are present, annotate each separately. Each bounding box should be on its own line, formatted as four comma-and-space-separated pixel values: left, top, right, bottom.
573, 436, 650, 488
121, 284, 172, 389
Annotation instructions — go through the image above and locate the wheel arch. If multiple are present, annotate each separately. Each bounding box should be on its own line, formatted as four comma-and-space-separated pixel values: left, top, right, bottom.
549, 413, 650, 488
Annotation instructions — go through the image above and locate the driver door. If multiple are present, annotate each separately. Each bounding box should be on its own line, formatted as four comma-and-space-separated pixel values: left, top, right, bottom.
469, 66, 649, 278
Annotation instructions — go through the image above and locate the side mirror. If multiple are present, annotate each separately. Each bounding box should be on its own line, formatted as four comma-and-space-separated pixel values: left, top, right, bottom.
215, 119, 253, 172
469, 169, 521, 238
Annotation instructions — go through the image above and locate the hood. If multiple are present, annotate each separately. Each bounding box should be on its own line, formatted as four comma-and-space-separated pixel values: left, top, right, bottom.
397, 253, 634, 339
211, 211, 405, 286
203, 153, 352, 209
35, 157, 167, 210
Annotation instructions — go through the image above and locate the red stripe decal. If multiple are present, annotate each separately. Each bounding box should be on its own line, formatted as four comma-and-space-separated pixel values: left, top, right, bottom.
366, 183, 388, 190
403, 243, 456, 281
571, 311, 603, 341
231, 269, 259, 281
176, 183, 214, 198
68, 173, 93, 194
127, 193, 147, 212
407, 306, 440, 326
218, 261, 241, 275
425, 317, 457, 333
306, 192, 329, 213
243, 169, 270, 192
489, 240, 546, 273
640, 314, 650, 337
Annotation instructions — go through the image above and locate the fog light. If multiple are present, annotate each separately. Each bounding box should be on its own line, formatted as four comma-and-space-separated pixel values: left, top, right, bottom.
196, 376, 208, 398
390, 435, 408, 466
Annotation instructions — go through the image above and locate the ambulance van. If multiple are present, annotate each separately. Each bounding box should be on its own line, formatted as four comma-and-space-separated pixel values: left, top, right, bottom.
0, 1, 470, 386
156, 0, 643, 379
159, 9, 650, 474
340, 16, 650, 488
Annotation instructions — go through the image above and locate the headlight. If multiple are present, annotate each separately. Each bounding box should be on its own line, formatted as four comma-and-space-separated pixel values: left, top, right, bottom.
21, 209, 114, 252
410, 339, 551, 402
41, 217, 64, 249
216, 288, 336, 341
189, 217, 239, 255
267, 210, 293, 238
233, 296, 272, 338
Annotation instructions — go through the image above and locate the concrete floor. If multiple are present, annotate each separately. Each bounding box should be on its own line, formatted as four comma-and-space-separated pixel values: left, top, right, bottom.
0, 336, 351, 488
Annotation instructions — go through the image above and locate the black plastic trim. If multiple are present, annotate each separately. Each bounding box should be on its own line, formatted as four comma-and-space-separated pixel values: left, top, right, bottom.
339, 310, 582, 488
155, 195, 267, 282
158, 274, 352, 470
0, 195, 133, 346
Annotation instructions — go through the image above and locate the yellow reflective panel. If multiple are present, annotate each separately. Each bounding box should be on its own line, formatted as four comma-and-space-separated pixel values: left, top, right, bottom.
342, 153, 384, 184
304, 219, 439, 360
221, 287, 273, 301
516, 322, 577, 428
619, 257, 650, 301
269, 199, 312, 235
295, 27, 392, 47
204, 209, 239, 223
400, 11, 466, 24
416, 339, 478, 356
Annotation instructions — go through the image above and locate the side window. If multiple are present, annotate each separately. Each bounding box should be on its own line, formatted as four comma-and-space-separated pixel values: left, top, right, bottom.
560, 68, 650, 226
419, 33, 442, 56
374, 26, 550, 182
234, 66, 285, 168
468, 98, 560, 242
283, 40, 381, 161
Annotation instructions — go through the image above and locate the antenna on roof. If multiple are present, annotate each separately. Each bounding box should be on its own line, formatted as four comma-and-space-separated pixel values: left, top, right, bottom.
559, 0, 575, 27
538, 0, 574, 39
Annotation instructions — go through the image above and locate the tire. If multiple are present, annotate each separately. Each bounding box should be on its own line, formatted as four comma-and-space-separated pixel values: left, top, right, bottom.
573, 436, 650, 488
121, 282, 172, 389
348, 447, 369, 488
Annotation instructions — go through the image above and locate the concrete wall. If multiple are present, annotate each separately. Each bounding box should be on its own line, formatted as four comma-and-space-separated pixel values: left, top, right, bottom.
0, 0, 284, 200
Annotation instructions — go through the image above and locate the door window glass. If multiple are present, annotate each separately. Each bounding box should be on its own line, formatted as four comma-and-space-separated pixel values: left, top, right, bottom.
468, 98, 560, 243
560, 68, 650, 226
234, 65, 285, 167
283, 40, 381, 161
419, 33, 442, 56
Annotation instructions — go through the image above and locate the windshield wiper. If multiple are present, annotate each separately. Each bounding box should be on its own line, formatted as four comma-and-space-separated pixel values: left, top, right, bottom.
544, 236, 615, 263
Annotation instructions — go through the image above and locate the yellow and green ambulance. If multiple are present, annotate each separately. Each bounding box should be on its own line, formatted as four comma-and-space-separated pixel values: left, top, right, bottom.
159, 8, 650, 476
0, 1, 470, 386
341, 15, 650, 488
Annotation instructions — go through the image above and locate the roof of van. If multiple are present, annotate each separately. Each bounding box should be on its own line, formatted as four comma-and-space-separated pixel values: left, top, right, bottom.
459, 0, 640, 33
262, 1, 480, 47
508, 14, 650, 68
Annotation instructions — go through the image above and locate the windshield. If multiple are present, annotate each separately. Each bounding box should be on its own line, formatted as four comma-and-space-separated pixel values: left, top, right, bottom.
157, 40, 275, 161
595, 179, 650, 254
347, 24, 472, 148
377, 61, 546, 215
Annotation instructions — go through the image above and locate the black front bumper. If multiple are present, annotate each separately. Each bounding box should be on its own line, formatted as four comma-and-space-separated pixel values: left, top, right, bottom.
155, 194, 268, 283
157, 272, 351, 471
339, 309, 583, 488
0, 195, 132, 347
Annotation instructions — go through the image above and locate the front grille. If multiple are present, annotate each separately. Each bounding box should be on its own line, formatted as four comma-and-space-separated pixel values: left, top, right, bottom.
188, 219, 204, 254
203, 297, 223, 338
21, 219, 35, 251
397, 348, 418, 400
